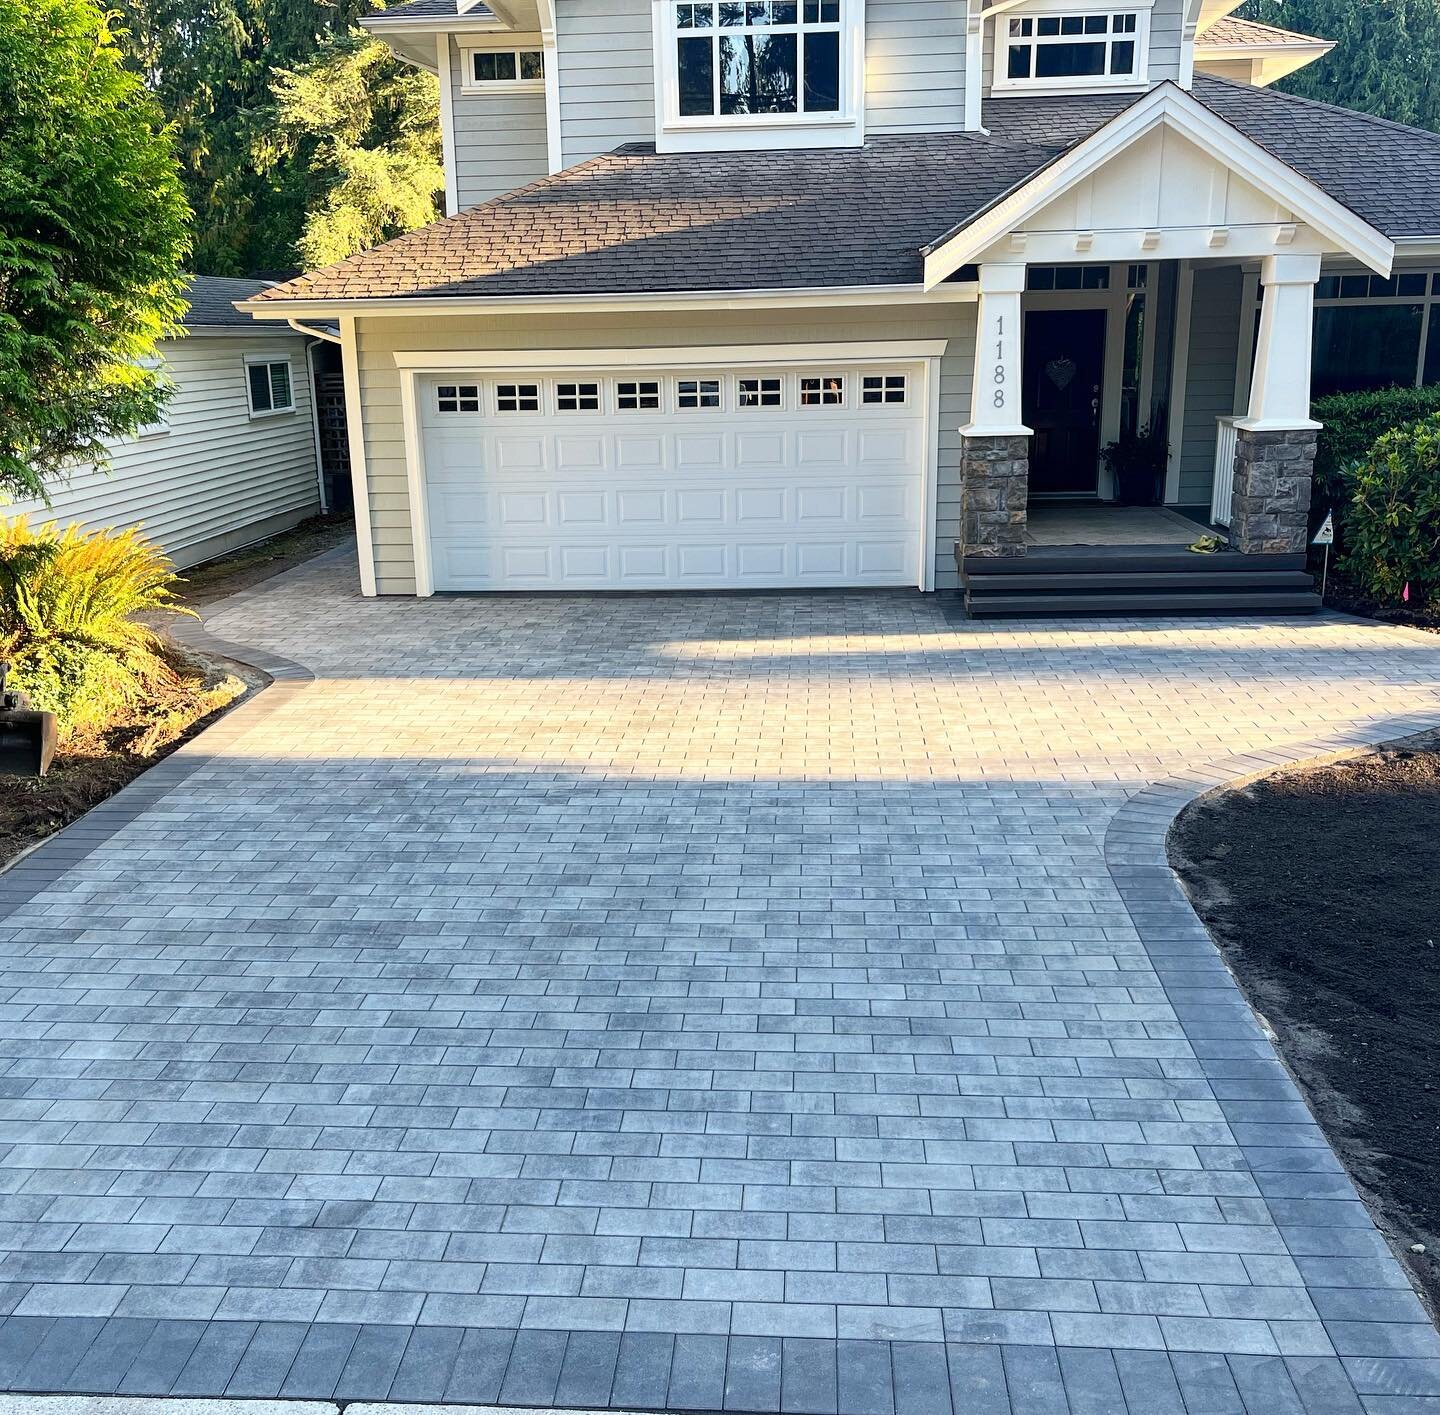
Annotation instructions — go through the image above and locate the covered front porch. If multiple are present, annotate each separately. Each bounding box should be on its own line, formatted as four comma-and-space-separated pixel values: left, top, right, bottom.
924, 83, 1394, 612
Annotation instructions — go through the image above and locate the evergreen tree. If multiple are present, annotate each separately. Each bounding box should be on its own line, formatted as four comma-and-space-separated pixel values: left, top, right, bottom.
0, 0, 189, 497
112, 0, 439, 275
271, 33, 443, 267
1239, 0, 1440, 132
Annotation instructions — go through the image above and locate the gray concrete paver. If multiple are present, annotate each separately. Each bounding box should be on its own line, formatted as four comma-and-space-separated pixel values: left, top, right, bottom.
0, 550, 1437, 1410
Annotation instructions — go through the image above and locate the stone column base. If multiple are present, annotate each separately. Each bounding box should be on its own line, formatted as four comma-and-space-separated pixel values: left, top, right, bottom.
1228, 426, 1317, 555
960, 434, 1029, 559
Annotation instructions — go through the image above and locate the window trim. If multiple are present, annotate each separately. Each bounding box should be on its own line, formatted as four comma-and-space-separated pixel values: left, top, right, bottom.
555, 379, 603, 413
436, 382, 482, 414
244, 355, 296, 419
495, 380, 543, 414
990, 0, 1153, 96
460, 45, 545, 92
615, 378, 664, 412
674, 375, 725, 411
655, 0, 863, 142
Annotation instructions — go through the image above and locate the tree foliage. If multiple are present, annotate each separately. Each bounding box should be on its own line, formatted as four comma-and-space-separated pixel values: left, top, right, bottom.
271, 33, 442, 268
111, 0, 441, 275
0, 0, 190, 499
1239, 0, 1440, 132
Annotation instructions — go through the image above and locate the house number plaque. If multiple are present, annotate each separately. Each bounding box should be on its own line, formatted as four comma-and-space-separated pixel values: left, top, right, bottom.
992, 313, 1008, 411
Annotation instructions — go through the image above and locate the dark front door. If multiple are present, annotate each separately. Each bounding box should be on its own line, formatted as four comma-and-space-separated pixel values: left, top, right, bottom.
1023, 308, 1107, 495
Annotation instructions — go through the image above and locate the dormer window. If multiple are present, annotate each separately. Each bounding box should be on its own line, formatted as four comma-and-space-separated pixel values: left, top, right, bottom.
665, 1, 850, 127
994, 5, 1150, 92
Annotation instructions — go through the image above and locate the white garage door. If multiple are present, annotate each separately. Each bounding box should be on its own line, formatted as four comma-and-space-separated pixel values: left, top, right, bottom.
420, 364, 927, 591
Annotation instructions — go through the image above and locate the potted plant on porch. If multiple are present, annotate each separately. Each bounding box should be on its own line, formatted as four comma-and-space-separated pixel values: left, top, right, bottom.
1101, 422, 1169, 505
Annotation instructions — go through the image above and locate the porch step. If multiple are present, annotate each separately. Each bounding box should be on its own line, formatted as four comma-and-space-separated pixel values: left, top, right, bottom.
957, 543, 1321, 619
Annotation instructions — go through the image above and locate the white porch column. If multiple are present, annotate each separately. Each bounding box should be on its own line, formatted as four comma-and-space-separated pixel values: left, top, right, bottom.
1238, 252, 1322, 433
1231, 252, 1322, 555
959, 263, 1032, 559
962, 263, 1031, 438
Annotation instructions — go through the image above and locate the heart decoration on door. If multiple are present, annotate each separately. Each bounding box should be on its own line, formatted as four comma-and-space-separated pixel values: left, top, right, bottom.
1045, 356, 1077, 390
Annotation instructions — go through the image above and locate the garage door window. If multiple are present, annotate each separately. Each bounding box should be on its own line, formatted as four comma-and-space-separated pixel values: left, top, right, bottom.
862, 374, 907, 405
739, 376, 783, 408
800, 374, 845, 407
556, 381, 601, 412
617, 380, 662, 410
497, 382, 541, 412
437, 383, 481, 413
678, 377, 722, 409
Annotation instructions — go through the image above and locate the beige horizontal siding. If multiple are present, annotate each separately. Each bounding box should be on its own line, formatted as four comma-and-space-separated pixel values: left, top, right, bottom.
6, 333, 321, 569
352, 305, 979, 595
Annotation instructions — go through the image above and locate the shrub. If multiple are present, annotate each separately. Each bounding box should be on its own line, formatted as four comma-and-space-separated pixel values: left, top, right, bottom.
0, 518, 193, 734
1312, 385, 1440, 507
1338, 413, 1440, 606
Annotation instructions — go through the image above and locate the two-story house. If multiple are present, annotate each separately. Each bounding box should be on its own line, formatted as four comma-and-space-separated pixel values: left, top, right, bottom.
242, 0, 1440, 613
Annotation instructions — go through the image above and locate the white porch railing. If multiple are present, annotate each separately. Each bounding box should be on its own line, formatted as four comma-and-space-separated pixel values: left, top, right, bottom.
1211, 416, 1239, 527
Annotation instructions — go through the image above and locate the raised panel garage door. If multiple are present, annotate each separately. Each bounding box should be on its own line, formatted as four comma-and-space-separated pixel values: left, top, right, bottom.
420, 366, 926, 590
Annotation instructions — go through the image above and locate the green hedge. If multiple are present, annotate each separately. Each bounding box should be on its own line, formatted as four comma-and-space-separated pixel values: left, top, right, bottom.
1312, 385, 1440, 507
1339, 412, 1440, 605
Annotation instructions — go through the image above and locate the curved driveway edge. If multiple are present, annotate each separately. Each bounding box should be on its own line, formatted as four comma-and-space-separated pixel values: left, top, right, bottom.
0, 614, 315, 929
1104, 711, 1440, 1408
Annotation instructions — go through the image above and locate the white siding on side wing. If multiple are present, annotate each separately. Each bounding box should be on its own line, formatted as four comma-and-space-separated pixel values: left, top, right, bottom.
352, 304, 977, 595
865, 0, 969, 134
556, 0, 655, 166
6, 333, 321, 570
1178, 263, 1245, 505
448, 37, 550, 209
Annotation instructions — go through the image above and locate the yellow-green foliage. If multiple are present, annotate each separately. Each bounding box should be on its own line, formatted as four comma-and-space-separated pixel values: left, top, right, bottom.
0, 518, 194, 733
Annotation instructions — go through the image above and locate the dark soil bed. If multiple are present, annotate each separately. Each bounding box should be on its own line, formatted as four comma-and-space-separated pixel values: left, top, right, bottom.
1320, 565, 1440, 633
1169, 734, 1440, 1311
0, 646, 259, 870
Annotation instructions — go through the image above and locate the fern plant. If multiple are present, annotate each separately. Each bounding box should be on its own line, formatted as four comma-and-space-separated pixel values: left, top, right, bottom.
0, 518, 194, 732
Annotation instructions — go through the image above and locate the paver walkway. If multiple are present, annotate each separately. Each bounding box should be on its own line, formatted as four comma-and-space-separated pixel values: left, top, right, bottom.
0, 548, 1438, 1412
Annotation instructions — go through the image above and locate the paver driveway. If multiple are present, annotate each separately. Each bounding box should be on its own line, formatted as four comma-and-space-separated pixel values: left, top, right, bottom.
0, 547, 1438, 1412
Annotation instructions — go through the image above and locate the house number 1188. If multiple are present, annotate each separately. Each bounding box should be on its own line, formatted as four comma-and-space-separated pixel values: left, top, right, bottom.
993, 313, 1007, 409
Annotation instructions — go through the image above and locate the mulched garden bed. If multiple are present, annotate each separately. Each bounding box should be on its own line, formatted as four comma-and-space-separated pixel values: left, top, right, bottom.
1169, 732, 1440, 1313
0, 644, 257, 870
1316, 563, 1440, 633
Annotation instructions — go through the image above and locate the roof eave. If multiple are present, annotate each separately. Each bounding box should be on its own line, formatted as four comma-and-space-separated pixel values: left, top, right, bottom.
235, 283, 978, 319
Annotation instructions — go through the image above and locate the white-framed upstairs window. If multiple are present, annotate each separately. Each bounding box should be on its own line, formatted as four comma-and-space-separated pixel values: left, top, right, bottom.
993, 2, 1150, 93
661, 0, 858, 139
245, 357, 295, 418
461, 47, 544, 92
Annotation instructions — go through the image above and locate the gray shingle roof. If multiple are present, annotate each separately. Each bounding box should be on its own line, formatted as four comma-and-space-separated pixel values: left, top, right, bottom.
1199, 16, 1330, 47
249, 77, 1440, 306
181, 275, 282, 327
361, 0, 493, 21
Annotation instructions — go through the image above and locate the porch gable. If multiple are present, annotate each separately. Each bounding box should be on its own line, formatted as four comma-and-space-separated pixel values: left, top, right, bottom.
923, 82, 1394, 285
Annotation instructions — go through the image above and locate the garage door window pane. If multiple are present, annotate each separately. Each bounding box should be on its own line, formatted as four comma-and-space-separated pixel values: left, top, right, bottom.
678, 378, 721, 408
496, 382, 541, 412
437, 383, 480, 413
556, 381, 601, 412
617, 380, 662, 410
861, 374, 906, 405
738, 376, 782, 407
799, 374, 844, 406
